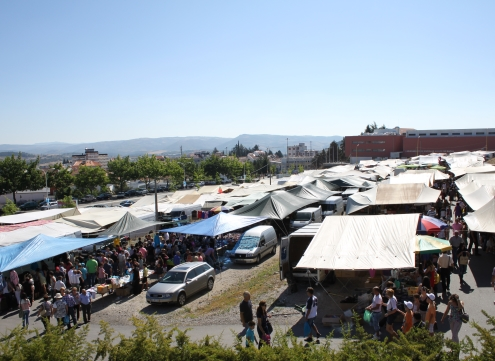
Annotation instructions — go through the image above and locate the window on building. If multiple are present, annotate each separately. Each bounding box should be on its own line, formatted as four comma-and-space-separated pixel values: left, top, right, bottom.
372, 149, 386, 152
409, 133, 416, 136
372, 141, 385, 144
453, 133, 460, 135
476, 132, 485, 135
464, 132, 472, 135
441, 133, 449, 135
429, 133, 437, 136
419, 133, 426, 136
489, 132, 495, 135
352, 141, 364, 144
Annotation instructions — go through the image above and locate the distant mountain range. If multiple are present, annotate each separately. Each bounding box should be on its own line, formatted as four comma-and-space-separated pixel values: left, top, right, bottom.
0, 134, 342, 157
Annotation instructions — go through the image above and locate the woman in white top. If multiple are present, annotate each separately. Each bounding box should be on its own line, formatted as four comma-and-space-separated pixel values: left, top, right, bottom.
19, 291, 31, 328
383, 288, 398, 340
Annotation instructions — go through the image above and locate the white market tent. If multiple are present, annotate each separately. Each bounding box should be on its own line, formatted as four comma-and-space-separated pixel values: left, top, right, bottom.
346, 183, 441, 214
456, 174, 495, 189
391, 173, 433, 186
464, 199, 495, 233
460, 185, 495, 211
295, 214, 419, 270
0, 222, 83, 247
0, 208, 80, 225
450, 165, 495, 178
404, 169, 450, 181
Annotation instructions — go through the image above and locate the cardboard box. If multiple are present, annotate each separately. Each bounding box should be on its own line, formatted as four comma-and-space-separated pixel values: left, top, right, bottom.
115, 286, 131, 297
97, 285, 109, 295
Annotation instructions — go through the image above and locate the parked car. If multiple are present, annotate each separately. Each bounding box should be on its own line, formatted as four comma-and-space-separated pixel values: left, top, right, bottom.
157, 185, 169, 192
231, 226, 278, 264
124, 190, 138, 197
136, 189, 148, 195
146, 262, 215, 306
116, 192, 126, 199
96, 192, 113, 200
19, 201, 39, 211
40, 201, 59, 210
80, 195, 96, 203
89, 204, 110, 208
120, 200, 135, 207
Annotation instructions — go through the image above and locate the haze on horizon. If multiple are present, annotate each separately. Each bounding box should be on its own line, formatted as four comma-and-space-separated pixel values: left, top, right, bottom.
1, 1, 494, 144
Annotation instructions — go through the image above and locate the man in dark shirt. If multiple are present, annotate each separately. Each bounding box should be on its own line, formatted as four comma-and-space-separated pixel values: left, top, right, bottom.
237, 291, 253, 339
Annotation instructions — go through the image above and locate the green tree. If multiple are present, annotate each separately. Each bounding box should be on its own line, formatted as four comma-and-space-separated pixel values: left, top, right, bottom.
0, 153, 44, 204
47, 163, 74, 199
1, 198, 19, 215
298, 165, 304, 173
107, 155, 133, 192
134, 154, 165, 190
164, 158, 186, 188
364, 122, 387, 133
61, 195, 76, 208
275, 150, 283, 158
74, 166, 109, 195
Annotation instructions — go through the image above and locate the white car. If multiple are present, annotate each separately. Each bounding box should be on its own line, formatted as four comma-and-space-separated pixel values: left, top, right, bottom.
40, 201, 59, 210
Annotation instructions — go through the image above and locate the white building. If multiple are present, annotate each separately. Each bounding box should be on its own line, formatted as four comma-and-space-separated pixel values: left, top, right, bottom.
287, 143, 317, 157
72, 148, 109, 169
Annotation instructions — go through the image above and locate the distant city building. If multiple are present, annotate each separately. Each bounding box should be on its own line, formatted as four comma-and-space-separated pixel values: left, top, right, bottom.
72, 148, 108, 169
287, 143, 317, 157
345, 127, 495, 163
71, 160, 103, 175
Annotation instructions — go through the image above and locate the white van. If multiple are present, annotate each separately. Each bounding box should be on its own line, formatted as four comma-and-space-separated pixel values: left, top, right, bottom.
321, 196, 344, 217
232, 225, 277, 264
290, 207, 322, 229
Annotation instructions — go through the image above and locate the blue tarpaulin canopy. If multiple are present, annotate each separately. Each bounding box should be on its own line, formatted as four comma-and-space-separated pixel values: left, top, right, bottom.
0, 234, 112, 272
161, 213, 267, 237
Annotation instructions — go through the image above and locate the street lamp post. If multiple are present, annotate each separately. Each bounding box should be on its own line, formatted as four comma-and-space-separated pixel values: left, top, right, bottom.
355, 144, 360, 164
417, 136, 420, 157
39, 168, 55, 208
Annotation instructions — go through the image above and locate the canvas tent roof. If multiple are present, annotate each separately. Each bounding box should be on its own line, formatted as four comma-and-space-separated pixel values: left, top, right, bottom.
295, 214, 419, 270
0, 208, 80, 225
456, 174, 495, 189
0, 234, 112, 272
404, 169, 450, 181
174, 193, 202, 204
324, 176, 376, 189
131, 194, 171, 208
54, 208, 129, 230
464, 199, 495, 233
308, 179, 340, 192
161, 212, 267, 237
346, 184, 441, 214
391, 173, 433, 186
230, 191, 315, 220
0, 222, 84, 247
450, 165, 495, 177
287, 183, 339, 201
99, 212, 163, 235
461, 185, 495, 211
224, 192, 269, 207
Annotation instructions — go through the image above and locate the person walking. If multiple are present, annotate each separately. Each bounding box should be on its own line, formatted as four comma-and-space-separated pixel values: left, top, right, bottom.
71, 287, 81, 322
237, 291, 253, 338
19, 292, 31, 329
383, 288, 399, 340
458, 246, 470, 284
256, 300, 271, 348
61, 288, 77, 329
365, 286, 382, 340
441, 294, 464, 343
418, 286, 429, 321
79, 288, 92, 324
52, 293, 67, 328
400, 301, 414, 334
86, 256, 98, 287
449, 231, 464, 267
37, 294, 52, 330
303, 287, 321, 343
437, 251, 453, 294
425, 293, 437, 336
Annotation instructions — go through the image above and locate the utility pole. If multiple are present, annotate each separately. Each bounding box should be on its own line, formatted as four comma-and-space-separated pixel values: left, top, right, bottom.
356, 144, 359, 164
286, 138, 289, 173
180, 146, 182, 157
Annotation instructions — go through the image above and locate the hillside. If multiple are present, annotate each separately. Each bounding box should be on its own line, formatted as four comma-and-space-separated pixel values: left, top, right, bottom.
0, 134, 342, 157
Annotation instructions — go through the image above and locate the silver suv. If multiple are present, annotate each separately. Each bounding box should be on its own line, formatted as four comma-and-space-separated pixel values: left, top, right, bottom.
146, 262, 215, 307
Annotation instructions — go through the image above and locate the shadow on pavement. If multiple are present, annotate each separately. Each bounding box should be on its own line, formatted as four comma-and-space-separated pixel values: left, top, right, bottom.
468, 252, 494, 288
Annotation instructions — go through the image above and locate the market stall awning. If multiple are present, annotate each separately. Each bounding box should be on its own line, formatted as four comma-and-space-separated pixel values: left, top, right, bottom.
346, 184, 441, 214
230, 191, 315, 220
0, 222, 85, 247
415, 235, 452, 254
464, 199, 495, 233
161, 212, 267, 237
0, 234, 112, 272
0, 208, 80, 225
99, 212, 163, 236
287, 183, 339, 202
295, 214, 419, 270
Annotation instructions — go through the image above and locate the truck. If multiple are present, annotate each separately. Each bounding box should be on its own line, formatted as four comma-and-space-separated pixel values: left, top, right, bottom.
280, 223, 332, 286
320, 196, 344, 217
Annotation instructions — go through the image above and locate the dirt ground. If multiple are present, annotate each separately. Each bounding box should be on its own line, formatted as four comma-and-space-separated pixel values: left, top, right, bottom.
89, 248, 374, 333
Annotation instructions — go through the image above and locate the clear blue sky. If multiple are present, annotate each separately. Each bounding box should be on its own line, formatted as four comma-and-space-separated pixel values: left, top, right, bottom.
1, 1, 494, 144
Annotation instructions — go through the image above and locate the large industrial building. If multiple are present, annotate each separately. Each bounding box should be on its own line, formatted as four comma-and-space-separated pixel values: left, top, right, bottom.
345, 127, 495, 162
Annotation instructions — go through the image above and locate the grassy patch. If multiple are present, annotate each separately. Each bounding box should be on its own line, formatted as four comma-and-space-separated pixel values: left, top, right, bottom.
195, 257, 282, 316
